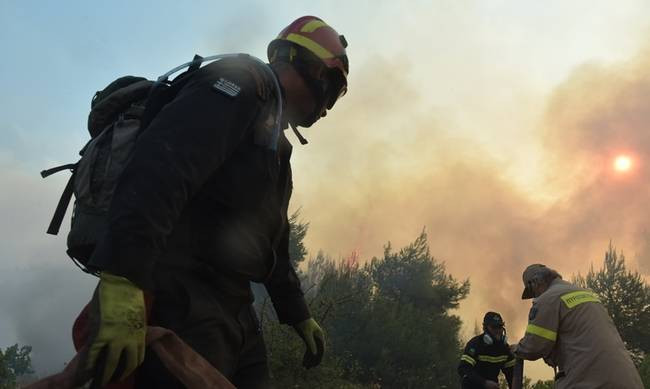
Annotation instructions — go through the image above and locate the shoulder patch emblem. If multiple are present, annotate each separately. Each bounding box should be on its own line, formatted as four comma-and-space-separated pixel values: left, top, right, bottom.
212, 78, 241, 97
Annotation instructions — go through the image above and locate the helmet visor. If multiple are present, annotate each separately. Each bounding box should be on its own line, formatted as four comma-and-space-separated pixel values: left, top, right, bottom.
295, 59, 347, 110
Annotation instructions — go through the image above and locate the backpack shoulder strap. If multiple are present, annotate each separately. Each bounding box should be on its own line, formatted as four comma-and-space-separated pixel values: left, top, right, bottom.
45, 167, 77, 235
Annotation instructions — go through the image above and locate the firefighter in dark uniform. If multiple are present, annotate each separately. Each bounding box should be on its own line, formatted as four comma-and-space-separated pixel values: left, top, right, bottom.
458, 312, 516, 389
80, 16, 349, 388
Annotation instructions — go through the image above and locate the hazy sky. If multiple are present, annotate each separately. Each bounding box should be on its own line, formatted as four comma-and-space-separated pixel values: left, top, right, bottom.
3, 0, 650, 380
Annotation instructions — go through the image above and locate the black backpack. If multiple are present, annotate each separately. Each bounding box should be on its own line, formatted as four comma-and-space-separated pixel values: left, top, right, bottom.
42, 54, 283, 274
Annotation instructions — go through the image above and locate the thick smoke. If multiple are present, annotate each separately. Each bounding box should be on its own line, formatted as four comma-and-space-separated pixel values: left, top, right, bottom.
0, 160, 96, 375
290, 49, 650, 343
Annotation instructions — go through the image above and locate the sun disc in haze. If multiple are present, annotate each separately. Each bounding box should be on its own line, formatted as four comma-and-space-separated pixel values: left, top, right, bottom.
614, 155, 632, 172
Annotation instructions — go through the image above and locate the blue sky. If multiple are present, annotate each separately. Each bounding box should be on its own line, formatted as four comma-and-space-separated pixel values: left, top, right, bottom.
0, 0, 386, 169
1, 1, 283, 167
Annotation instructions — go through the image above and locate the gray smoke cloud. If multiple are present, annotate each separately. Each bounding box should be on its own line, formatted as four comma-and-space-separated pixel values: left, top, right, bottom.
0, 159, 96, 375
290, 48, 650, 339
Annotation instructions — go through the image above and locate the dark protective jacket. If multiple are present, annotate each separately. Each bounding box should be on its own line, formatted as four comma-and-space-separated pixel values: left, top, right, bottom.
88, 55, 310, 325
458, 335, 515, 389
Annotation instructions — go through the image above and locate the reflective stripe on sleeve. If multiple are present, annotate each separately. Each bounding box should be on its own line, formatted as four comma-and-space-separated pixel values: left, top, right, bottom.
504, 358, 516, 368
460, 354, 476, 366
526, 323, 557, 341
560, 290, 600, 309
477, 355, 510, 363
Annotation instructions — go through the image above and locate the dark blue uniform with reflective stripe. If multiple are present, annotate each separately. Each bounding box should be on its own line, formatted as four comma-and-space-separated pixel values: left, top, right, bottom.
458, 335, 515, 388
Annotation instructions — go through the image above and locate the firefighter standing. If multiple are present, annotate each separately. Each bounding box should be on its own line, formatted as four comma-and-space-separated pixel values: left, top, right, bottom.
512, 264, 643, 388
80, 16, 349, 388
458, 312, 516, 389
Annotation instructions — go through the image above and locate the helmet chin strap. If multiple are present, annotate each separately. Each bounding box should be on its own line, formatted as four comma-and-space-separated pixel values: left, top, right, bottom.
287, 85, 326, 146
290, 122, 309, 145
286, 61, 332, 146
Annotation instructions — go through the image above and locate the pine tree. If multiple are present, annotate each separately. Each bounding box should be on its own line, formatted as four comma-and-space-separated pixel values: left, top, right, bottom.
574, 243, 650, 361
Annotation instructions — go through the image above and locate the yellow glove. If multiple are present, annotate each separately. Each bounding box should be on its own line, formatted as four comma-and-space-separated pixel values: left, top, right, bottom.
84, 271, 146, 386
294, 318, 325, 368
